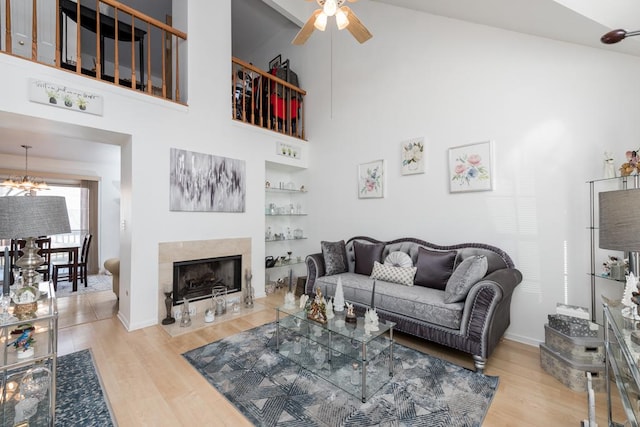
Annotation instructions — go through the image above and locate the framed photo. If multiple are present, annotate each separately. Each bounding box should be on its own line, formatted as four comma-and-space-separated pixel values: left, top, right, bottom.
269, 54, 281, 70
448, 141, 494, 193
401, 137, 425, 175
358, 160, 385, 199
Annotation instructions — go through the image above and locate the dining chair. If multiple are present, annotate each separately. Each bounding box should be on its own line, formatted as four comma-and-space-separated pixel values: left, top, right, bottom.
52, 234, 92, 290
35, 237, 51, 282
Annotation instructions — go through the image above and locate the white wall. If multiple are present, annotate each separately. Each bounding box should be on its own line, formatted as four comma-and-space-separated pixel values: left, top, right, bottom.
1, 1, 639, 345
266, 3, 640, 344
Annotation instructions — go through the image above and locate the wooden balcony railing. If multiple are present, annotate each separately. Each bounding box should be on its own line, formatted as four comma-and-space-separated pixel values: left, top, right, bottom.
233, 57, 306, 140
2, 0, 186, 102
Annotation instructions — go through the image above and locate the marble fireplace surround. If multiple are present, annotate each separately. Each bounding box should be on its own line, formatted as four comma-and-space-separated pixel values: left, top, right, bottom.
158, 237, 252, 325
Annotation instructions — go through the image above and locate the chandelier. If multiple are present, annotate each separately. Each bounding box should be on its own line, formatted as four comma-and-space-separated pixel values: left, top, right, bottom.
1, 145, 49, 195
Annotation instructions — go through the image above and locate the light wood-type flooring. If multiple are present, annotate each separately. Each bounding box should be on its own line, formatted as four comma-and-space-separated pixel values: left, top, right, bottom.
57, 288, 623, 426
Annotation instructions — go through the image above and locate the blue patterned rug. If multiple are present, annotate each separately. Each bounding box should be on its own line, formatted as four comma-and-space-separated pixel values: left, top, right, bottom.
56, 349, 115, 426
183, 322, 498, 426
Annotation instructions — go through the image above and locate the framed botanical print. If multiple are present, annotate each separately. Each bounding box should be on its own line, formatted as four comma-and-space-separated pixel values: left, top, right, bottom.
358, 160, 385, 198
448, 141, 493, 193
401, 137, 425, 175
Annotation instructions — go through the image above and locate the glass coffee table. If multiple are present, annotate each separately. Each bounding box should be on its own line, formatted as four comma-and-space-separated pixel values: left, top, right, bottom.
275, 306, 395, 402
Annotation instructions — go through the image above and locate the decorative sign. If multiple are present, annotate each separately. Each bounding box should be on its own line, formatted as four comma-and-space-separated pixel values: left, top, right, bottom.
29, 79, 104, 116
276, 141, 301, 159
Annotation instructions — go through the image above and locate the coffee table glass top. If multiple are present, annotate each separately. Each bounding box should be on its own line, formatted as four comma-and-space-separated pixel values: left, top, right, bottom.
277, 305, 394, 344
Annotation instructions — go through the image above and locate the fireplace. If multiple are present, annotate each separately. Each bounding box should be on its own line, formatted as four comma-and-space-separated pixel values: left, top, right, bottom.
173, 255, 242, 305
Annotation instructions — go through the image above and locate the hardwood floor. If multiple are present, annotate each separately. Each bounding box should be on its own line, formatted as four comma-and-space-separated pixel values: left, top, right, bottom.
58, 289, 621, 426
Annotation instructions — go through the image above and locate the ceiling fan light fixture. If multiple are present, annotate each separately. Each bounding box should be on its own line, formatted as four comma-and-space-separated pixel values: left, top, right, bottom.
336, 9, 349, 30
323, 0, 338, 17
314, 11, 328, 31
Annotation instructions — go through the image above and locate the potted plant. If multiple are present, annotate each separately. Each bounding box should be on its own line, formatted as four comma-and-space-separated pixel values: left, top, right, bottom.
46, 89, 58, 104
63, 95, 73, 107
77, 97, 87, 111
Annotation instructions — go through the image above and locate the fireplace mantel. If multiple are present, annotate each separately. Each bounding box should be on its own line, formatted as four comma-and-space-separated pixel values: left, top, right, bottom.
158, 238, 251, 325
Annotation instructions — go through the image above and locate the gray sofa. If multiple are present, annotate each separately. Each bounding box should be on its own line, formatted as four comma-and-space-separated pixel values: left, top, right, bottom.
305, 236, 523, 372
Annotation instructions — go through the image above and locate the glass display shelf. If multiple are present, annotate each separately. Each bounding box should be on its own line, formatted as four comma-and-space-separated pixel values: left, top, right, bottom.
265, 237, 307, 243
0, 282, 58, 427
265, 187, 307, 194
603, 304, 640, 427
266, 260, 305, 269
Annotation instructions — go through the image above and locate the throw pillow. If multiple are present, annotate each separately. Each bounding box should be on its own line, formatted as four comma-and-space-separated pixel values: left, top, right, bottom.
384, 251, 413, 268
353, 241, 385, 275
414, 247, 457, 290
370, 261, 417, 286
321, 240, 348, 276
444, 255, 489, 303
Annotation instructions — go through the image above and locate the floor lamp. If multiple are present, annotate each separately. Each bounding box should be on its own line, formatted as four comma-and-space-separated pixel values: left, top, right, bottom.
0, 196, 71, 318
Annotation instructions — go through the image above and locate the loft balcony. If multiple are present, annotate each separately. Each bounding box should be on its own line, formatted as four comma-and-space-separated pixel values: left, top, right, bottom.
0, 0, 186, 102
232, 57, 306, 141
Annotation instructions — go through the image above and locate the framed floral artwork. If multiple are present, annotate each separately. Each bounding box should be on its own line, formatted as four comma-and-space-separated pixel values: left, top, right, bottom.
448, 141, 494, 193
358, 160, 385, 198
401, 137, 425, 175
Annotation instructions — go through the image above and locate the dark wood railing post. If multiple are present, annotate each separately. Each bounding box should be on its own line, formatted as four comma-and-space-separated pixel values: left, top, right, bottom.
75, 0, 81, 73
175, 38, 180, 102
55, 0, 60, 66
130, 14, 135, 88
31, 0, 37, 60
146, 22, 151, 93
95, 0, 101, 78
114, 7, 119, 83
5, 0, 12, 54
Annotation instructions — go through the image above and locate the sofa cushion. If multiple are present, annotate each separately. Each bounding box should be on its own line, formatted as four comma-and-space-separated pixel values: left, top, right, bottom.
384, 251, 413, 267
414, 247, 457, 290
444, 255, 488, 303
370, 261, 416, 286
315, 273, 464, 330
321, 240, 348, 276
353, 241, 385, 275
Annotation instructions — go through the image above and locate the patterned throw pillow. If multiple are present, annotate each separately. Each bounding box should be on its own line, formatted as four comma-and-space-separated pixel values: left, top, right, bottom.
444, 255, 488, 303
370, 261, 417, 286
321, 240, 348, 276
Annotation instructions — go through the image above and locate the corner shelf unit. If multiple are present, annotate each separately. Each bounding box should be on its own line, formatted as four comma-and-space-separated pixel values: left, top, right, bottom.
588, 175, 640, 323
0, 282, 58, 426
265, 162, 310, 287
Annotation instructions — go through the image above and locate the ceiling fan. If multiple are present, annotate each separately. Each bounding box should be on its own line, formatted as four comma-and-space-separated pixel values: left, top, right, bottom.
292, 0, 373, 45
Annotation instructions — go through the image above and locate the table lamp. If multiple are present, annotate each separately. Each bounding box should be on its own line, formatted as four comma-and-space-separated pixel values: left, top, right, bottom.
599, 188, 640, 275
0, 196, 71, 318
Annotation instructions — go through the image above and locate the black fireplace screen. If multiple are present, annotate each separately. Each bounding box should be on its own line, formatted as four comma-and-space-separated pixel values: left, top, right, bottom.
173, 255, 241, 305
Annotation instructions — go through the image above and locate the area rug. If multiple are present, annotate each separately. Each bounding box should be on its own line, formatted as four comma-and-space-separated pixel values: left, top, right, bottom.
183, 322, 498, 427
54, 274, 113, 298
56, 349, 115, 426
4, 349, 115, 426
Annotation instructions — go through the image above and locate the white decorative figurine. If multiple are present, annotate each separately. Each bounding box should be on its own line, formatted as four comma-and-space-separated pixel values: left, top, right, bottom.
622, 272, 640, 319
284, 291, 296, 309
326, 298, 335, 320
334, 277, 345, 312
364, 308, 380, 331
604, 151, 616, 179
299, 294, 309, 310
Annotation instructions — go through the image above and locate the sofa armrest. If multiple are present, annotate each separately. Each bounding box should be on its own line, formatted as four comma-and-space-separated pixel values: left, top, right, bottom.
305, 253, 325, 295
461, 267, 523, 360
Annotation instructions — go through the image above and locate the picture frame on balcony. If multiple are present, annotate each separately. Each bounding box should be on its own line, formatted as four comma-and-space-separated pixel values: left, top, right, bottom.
269, 54, 282, 71
358, 160, 385, 199
169, 148, 246, 212
448, 141, 494, 193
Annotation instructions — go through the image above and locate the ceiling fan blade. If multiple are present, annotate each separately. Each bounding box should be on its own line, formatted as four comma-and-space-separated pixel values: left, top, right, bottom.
292, 9, 322, 45
342, 6, 372, 44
